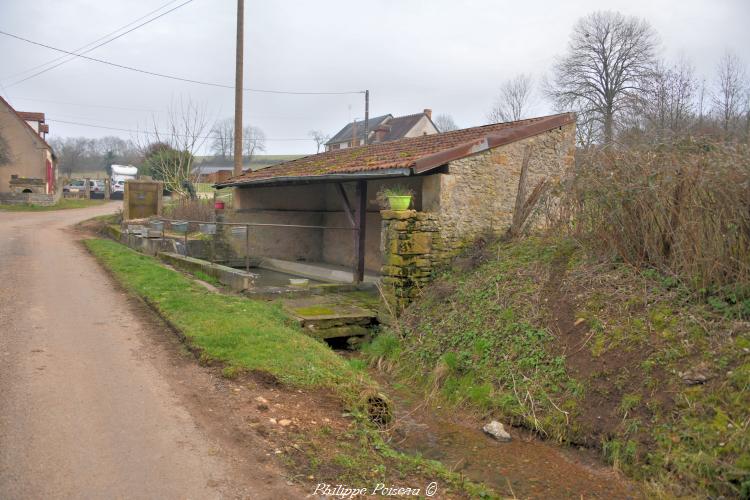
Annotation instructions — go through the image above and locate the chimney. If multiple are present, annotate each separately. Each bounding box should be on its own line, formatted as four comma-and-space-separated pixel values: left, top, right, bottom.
373, 124, 391, 143
423, 108, 432, 120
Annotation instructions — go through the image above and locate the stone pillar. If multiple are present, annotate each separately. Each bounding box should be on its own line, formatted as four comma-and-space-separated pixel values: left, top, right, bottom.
380, 210, 442, 311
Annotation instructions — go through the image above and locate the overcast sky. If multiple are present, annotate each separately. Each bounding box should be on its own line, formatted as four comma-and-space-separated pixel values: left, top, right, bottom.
1, 0, 748, 155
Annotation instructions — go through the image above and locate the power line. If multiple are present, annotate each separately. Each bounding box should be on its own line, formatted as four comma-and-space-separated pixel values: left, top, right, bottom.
7, 0, 196, 87
2, 0, 185, 83
46, 117, 313, 141
10, 95, 327, 119
0, 30, 365, 95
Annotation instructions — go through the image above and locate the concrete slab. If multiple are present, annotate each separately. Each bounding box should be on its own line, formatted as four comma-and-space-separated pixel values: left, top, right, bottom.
158, 252, 255, 291
259, 257, 380, 284
282, 293, 378, 339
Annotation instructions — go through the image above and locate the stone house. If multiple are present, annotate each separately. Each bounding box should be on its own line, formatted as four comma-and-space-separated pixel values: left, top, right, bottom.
325, 109, 439, 151
216, 113, 576, 302
0, 96, 58, 205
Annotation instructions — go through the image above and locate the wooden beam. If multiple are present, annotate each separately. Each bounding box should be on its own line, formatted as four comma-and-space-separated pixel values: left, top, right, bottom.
353, 180, 367, 283
336, 183, 356, 227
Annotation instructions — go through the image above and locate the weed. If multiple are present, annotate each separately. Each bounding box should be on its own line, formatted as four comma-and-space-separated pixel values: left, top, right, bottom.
619, 393, 642, 419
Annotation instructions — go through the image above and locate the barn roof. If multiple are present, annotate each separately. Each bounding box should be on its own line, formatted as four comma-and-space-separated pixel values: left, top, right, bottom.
217, 113, 575, 188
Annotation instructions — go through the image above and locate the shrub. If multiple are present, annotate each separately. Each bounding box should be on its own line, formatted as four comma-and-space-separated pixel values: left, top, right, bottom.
164, 197, 214, 224
561, 140, 750, 295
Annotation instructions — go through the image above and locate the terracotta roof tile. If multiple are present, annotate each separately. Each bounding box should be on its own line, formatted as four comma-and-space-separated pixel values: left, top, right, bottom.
218, 113, 575, 188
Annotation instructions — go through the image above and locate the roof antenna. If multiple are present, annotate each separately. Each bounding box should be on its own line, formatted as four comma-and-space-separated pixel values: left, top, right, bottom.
363, 90, 369, 145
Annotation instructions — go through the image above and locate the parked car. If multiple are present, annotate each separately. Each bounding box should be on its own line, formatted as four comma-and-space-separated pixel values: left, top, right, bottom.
63, 180, 89, 193
63, 179, 104, 194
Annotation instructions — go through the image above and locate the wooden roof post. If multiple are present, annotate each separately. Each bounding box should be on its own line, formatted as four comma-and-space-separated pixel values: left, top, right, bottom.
354, 180, 367, 283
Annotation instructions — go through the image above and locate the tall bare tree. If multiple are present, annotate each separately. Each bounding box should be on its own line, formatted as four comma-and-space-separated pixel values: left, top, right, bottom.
488, 74, 534, 123
211, 117, 266, 160
433, 113, 459, 132
308, 129, 330, 153
548, 11, 658, 144
210, 118, 235, 159
712, 50, 748, 137
242, 126, 266, 160
696, 78, 708, 128
139, 97, 210, 196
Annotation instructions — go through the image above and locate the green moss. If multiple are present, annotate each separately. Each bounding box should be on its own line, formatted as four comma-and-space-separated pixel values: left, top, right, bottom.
292, 306, 337, 317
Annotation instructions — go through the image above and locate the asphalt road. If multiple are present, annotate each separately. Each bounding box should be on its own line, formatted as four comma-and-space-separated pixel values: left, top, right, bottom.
0, 203, 295, 499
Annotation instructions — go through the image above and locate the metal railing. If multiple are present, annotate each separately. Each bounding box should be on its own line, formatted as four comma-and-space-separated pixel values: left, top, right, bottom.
146, 217, 356, 272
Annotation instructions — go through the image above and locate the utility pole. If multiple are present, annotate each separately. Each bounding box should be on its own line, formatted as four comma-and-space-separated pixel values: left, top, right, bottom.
363, 90, 369, 145
233, 0, 244, 177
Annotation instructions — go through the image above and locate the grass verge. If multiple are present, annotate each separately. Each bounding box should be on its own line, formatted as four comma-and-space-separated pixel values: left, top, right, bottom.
85, 238, 364, 393
84, 237, 496, 498
0, 198, 107, 211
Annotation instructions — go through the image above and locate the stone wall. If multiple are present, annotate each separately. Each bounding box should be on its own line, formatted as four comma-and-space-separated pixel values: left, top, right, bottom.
9, 176, 46, 194
0, 191, 59, 206
422, 122, 576, 256
380, 210, 443, 310
383, 122, 576, 307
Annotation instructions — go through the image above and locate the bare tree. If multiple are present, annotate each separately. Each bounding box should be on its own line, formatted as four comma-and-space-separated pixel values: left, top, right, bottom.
210, 118, 234, 159
433, 113, 459, 132
308, 130, 330, 153
49, 137, 92, 176
242, 125, 266, 160
712, 50, 748, 137
696, 78, 708, 128
139, 97, 210, 196
211, 117, 266, 160
547, 11, 658, 144
638, 58, 697, 140
488, 74, 534, 123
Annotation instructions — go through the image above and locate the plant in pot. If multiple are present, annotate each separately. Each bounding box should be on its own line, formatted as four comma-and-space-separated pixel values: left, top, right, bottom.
377, 185, 414, 211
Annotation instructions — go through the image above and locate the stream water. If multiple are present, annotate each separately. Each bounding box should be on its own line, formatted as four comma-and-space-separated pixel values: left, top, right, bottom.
379, 377, 643, 499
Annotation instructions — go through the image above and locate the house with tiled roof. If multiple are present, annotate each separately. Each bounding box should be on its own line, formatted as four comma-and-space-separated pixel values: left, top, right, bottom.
325, 109, 438, 151
0, 96, 58, 205
216, 113, 576, 292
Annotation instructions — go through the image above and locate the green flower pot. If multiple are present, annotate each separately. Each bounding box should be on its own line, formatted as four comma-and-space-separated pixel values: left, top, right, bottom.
388, 195, 412, 211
